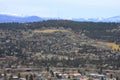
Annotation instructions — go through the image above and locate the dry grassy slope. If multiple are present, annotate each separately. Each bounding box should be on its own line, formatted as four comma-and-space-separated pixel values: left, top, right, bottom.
31, 29, 111, 52
106, 42, 120, 51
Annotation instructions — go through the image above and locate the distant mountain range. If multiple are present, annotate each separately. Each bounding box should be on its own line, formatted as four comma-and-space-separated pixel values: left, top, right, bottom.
73, 16, 120, 22
102, 16, 120, 22
0, 14, 51, 23
0, 14, 120, 23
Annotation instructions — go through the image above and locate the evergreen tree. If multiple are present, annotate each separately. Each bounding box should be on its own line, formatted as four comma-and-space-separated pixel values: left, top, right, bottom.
116, 76, 119, 80
18, 73, 21, 78
29, 75, 33, 80
9, 75, 13, 80
110, 74, 113, 79
25, 75, 29, 80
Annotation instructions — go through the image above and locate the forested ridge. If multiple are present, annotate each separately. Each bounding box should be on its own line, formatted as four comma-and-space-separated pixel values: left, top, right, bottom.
0, 20, 120, 43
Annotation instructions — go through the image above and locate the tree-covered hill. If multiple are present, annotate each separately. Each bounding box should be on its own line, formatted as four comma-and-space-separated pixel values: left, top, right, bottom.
0, 20, 120, 68
0, 20, 120, 43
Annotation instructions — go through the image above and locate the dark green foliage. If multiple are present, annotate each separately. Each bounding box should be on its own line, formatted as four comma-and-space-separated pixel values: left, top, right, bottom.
18, 73, 21, 78
50, 70, 54, 77
25, 75, 29, 80
29, 75, 33, 80
110, 74, 113, 79
116, 76, 119, 80
9, 75, 13, 80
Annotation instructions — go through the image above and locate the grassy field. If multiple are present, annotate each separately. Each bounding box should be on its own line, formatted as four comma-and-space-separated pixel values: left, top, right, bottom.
34, 29, 68, 33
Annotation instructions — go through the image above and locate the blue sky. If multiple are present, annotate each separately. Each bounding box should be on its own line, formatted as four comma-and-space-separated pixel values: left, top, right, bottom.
0, 0, 120, 19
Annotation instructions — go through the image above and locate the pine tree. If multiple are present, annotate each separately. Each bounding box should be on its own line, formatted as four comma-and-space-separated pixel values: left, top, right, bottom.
29, 75, 33, 80
18, 73, 21, 78
116, 76, 119, 80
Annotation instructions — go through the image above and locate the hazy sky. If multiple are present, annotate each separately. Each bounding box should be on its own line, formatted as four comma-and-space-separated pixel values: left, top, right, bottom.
0, 0, 120, 18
